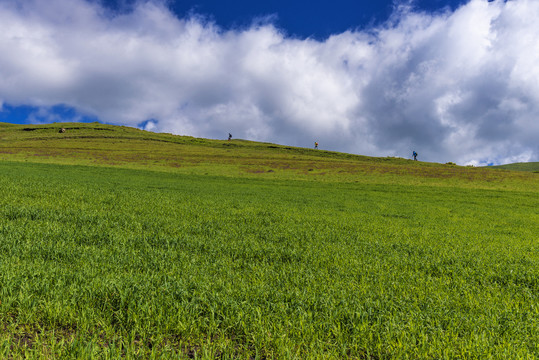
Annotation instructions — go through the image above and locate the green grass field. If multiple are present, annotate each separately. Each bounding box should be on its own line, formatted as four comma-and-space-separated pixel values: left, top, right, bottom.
0, 123, 538, 359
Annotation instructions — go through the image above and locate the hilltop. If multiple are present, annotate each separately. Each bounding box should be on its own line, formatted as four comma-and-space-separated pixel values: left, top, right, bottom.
1, 122, 536, 191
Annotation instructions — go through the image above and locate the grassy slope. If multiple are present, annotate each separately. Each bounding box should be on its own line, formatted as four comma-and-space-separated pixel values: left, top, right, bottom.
489, 162, 539, 172
0, 123, 538, 358
1, 122, 537, 191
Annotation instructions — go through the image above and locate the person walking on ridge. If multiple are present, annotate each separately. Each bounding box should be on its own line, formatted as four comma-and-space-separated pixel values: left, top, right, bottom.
314, 142, 318, 149
413, 150, 418, 161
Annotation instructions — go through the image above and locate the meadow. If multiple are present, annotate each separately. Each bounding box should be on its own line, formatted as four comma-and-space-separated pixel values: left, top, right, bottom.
0, 123, 538, 359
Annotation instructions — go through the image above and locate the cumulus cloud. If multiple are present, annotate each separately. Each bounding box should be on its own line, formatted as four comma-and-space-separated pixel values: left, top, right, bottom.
0, 0, 538, 165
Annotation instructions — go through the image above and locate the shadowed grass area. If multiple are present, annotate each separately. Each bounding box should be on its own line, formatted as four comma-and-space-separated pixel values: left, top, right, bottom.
0, 123, 538, 358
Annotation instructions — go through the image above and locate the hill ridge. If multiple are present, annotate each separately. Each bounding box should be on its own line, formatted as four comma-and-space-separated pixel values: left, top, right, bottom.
0, 122, 537, 191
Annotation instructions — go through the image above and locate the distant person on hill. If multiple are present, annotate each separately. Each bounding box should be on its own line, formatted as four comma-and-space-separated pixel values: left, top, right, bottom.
314, 142, 318, 149
228, 133, 232, 141
413, 151, 418, 161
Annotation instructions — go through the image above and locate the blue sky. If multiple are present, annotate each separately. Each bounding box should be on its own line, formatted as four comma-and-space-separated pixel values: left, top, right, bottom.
141, 0, 469, 39
1, 0, 538, 165
103, 0, 470, 39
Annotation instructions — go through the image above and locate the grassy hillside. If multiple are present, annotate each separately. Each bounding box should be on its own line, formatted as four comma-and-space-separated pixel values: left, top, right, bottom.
489, 162, 539, 172
1, 122, 537, 191
0, 123, 538, 358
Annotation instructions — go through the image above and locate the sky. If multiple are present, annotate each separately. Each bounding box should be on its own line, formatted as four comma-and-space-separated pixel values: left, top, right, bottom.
0, 0, 538, 165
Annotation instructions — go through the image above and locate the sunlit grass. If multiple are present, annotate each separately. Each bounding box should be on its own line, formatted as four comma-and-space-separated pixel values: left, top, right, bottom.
0, 161, 537, 359
0, 123, 538, 358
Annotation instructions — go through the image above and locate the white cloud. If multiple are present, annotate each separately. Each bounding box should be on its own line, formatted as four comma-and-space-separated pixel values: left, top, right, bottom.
0, 0, 538, 165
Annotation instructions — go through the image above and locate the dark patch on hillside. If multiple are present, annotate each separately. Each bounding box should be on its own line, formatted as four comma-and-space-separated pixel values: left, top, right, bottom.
22, 126, 114, 132
23, 127, 55, 131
